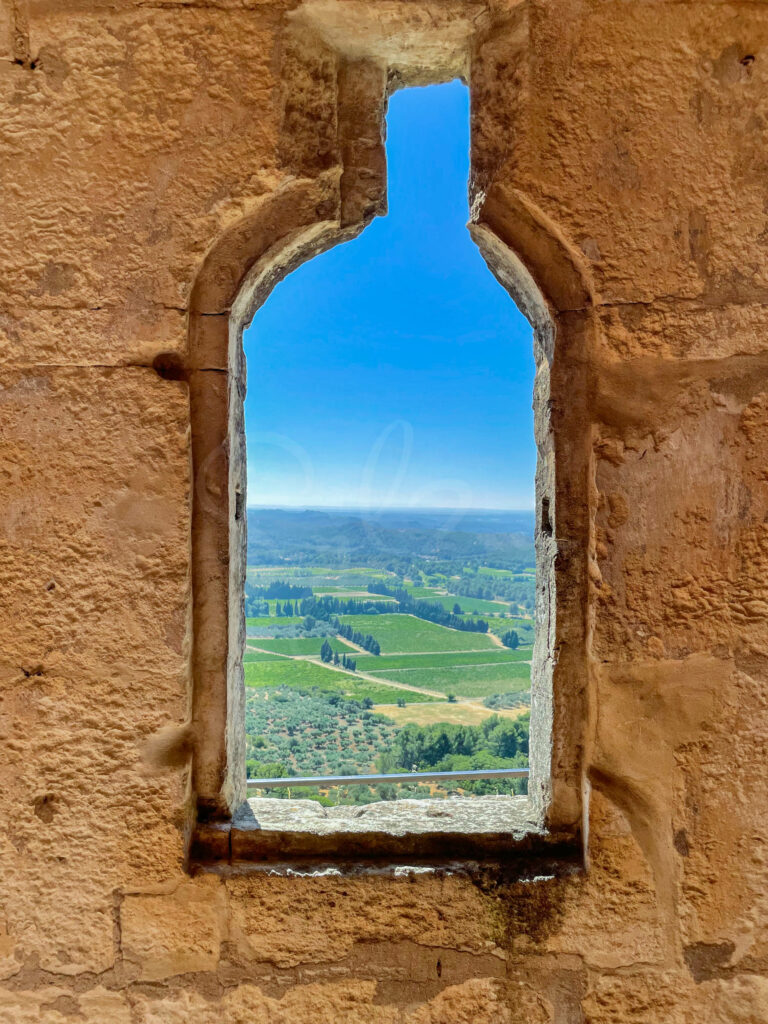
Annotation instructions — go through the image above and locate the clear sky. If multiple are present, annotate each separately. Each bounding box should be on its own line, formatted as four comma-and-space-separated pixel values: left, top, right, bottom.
243, 80, 535, 511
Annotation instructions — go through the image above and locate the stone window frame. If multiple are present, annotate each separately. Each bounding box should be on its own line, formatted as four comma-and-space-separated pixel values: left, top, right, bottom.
184, 4, 594, 868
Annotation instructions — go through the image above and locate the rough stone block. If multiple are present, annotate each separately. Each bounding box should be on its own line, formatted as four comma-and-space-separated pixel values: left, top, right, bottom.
120, 877, 228, 982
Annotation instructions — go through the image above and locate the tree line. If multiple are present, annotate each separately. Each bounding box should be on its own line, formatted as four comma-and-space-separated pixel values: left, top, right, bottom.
319, 640, 361, 670
392, 714, 529, 770
297, 595, 390, 618
245, 599, 306, 617
337, 622, 381, 655
501, 630, 520, 649
448, 573, 534, 603
367, 583, 489, 633
248, 580, 313, 599
244, 580, 313, 616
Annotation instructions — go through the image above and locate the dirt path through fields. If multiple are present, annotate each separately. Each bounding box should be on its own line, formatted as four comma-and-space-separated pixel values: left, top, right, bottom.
245, 643, 447, 699
245, 639, 532, 700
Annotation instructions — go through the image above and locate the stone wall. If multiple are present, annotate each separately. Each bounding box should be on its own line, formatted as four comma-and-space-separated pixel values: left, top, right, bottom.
1, 0, 768, 1020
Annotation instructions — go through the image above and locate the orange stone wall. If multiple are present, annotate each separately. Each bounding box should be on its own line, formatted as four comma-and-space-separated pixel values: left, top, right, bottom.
1, 1, 768, 1020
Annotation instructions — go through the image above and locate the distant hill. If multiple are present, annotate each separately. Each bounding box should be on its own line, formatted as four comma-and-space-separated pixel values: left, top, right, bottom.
246, 507, 535, 571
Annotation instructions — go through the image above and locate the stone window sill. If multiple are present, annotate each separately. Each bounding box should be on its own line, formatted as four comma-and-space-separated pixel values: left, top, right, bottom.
190, 796, 582, 875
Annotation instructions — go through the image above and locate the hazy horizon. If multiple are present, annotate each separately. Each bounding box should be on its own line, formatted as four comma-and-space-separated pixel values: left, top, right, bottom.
246, 503, 536, 512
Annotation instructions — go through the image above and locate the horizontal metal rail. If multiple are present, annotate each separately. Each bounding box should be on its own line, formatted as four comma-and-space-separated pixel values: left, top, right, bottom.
246, 768, 529, 788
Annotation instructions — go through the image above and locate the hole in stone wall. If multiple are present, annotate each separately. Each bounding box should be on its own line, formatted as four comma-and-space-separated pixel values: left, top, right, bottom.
237, 81, 542, 819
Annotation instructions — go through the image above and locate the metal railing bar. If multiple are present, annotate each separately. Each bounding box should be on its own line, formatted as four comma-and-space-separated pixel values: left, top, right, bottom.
246, 768, 529, 788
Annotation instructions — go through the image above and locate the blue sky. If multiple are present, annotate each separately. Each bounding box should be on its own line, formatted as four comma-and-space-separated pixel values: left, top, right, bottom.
243, 80, 535, 510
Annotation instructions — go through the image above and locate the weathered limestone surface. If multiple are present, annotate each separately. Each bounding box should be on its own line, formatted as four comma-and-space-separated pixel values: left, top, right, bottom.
2, 0, 768, 1021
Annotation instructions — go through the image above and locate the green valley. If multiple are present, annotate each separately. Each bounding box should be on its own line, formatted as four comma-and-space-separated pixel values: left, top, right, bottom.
243, 507, 536, 804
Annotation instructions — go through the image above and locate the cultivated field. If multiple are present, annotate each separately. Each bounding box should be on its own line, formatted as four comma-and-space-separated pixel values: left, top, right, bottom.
247, 568, 392, 589
243, 544, 535, 801
338, 613, 499, 653
244, 656, 440, 703
404, 585, 511, 615
378, 701, 528, 727
367, 660, 531, 698
354, 649, 530, 671
481, 615, 535, 643
243, 650, 289, 662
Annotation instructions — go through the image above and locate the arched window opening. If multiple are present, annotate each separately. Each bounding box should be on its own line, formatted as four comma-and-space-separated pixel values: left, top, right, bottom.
187, 8, 591, 855
240, 83, 538, 821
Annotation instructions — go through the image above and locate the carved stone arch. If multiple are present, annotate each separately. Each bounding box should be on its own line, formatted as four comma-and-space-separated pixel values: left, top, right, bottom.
188, 177, 386, 819
471, 183, 598, 832
185, 2, 598, 834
